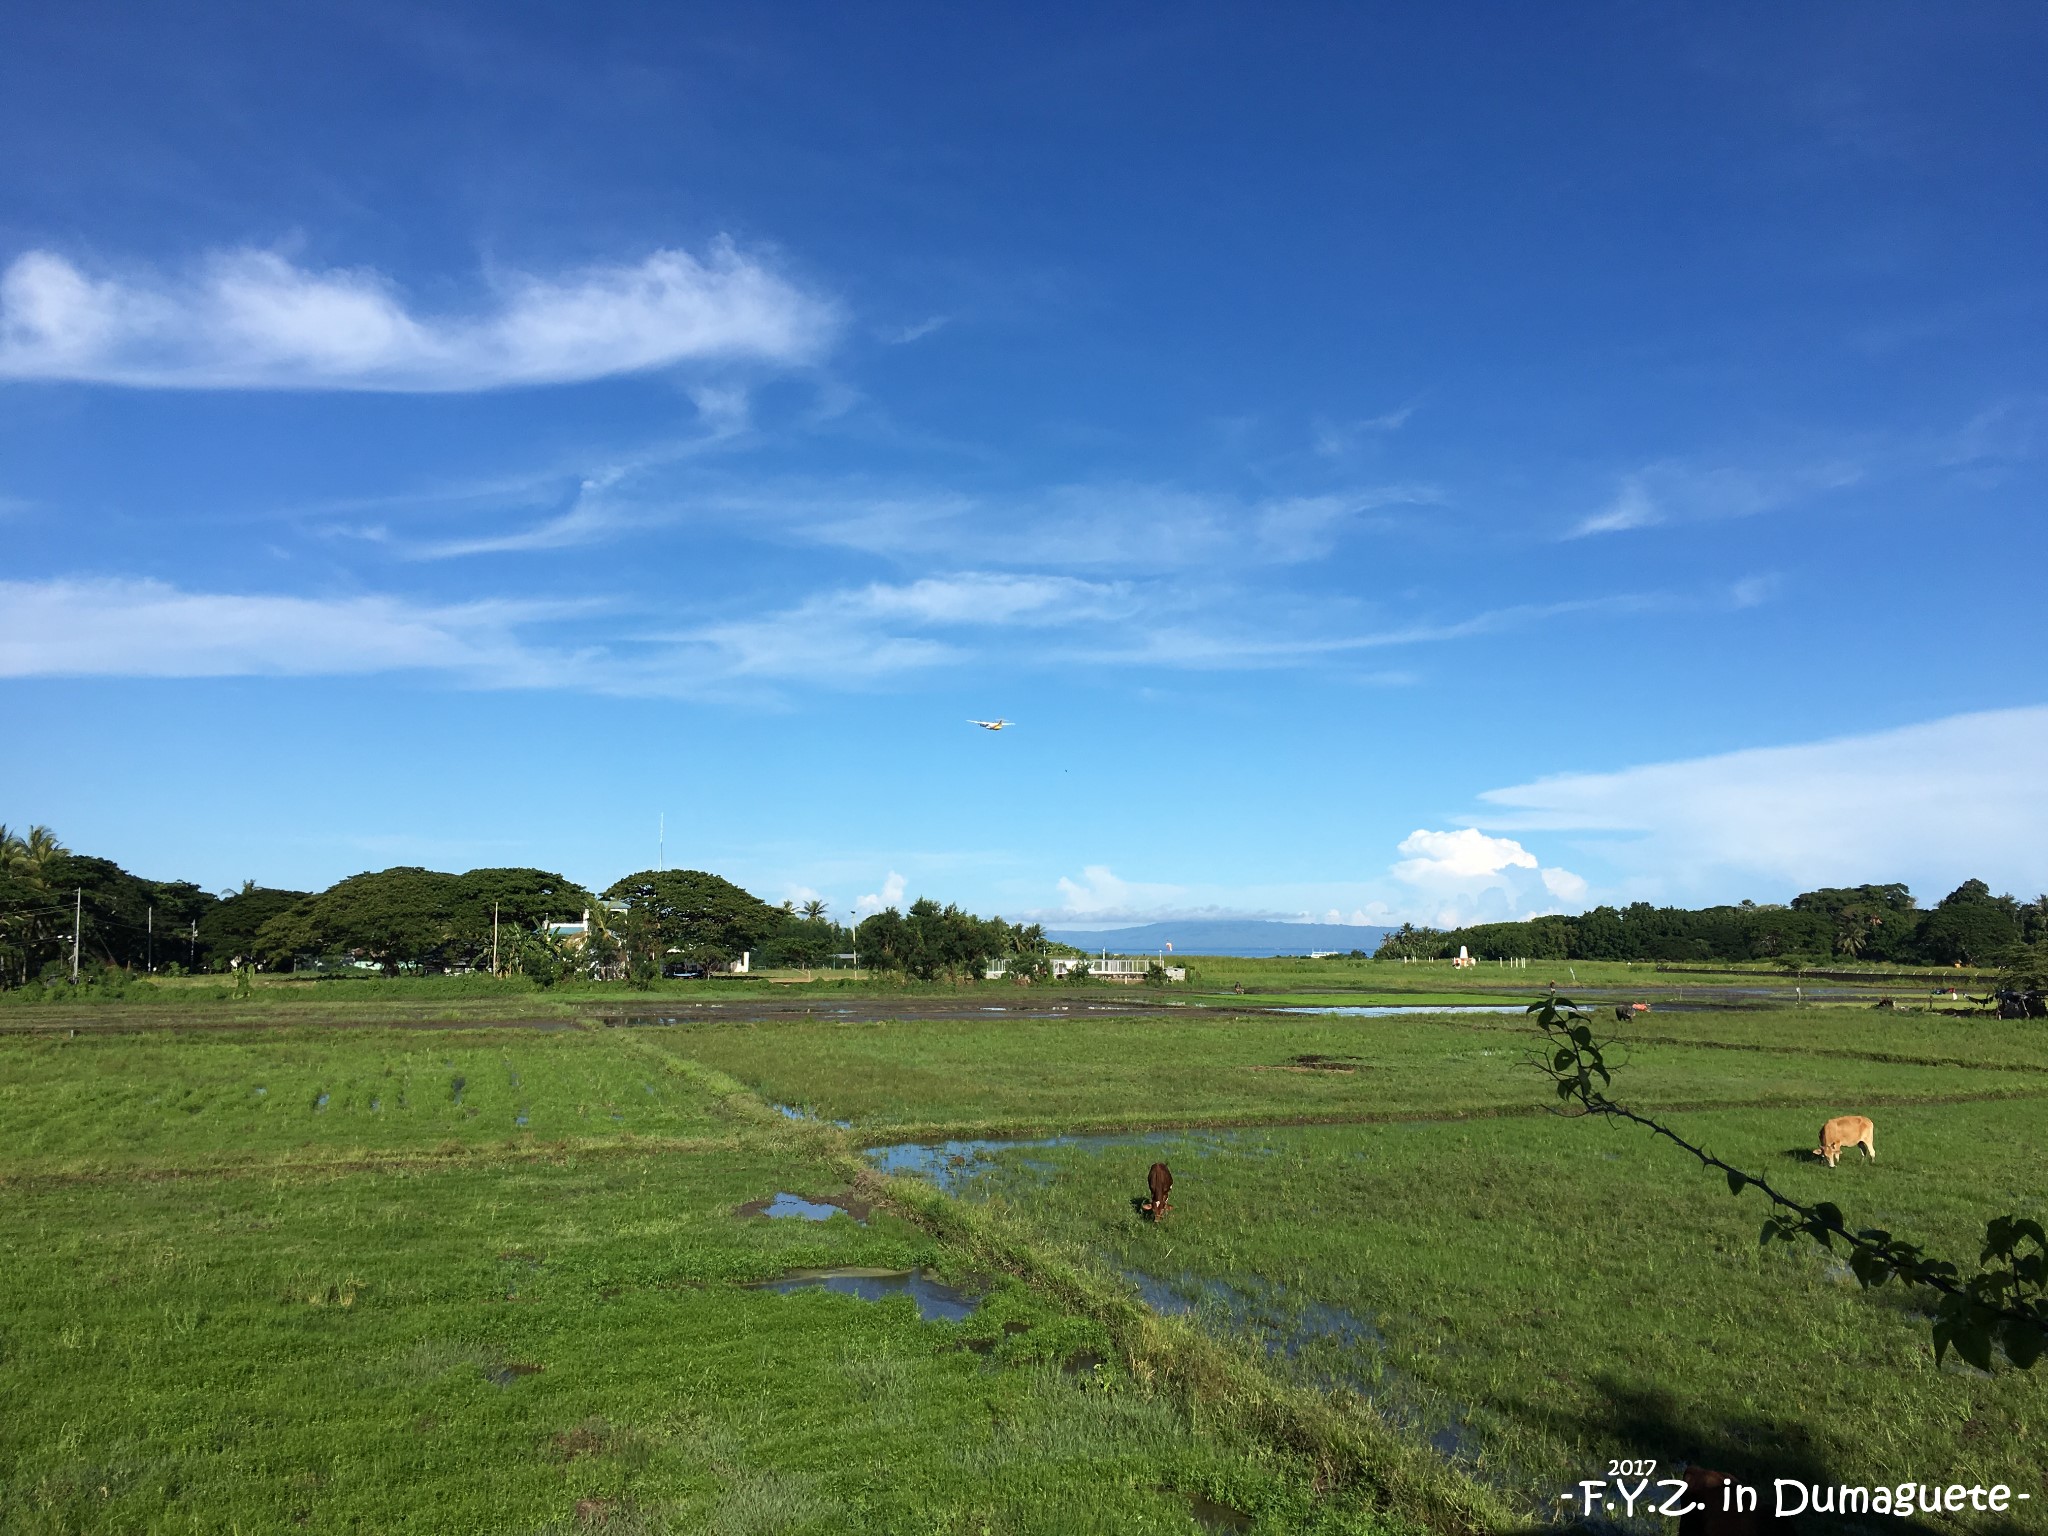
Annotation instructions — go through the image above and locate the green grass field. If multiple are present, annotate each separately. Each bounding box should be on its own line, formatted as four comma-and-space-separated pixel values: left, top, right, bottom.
2, 979, 2042, 1533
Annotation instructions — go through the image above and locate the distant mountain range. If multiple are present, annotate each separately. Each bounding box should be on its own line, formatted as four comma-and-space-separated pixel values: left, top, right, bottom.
1041, 919, 1395, 958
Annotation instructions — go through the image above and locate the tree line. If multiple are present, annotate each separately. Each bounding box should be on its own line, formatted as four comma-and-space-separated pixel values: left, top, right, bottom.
0, 825, 1057, 988
1375, 880, 2048, 972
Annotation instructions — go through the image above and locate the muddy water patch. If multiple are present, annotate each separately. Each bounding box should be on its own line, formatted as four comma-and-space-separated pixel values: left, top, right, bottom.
1122, 1263, 1493, 1474
734, 1191, 870, 1224
773, 1103, 855, 1129
1180, 1491, 1254, 1534
486, 1362, 542, 1386
747, 1267, 979, 1322
865, 1130, 1204, 1195
1272, 1005, 1525, 1017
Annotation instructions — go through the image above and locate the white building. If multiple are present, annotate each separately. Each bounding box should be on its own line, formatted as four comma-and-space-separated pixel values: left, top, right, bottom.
985, 955, 1186, 983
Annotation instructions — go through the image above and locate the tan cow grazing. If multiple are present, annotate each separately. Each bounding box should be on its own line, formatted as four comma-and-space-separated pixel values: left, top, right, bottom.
1141, 1162, 1173, 1222
1814, 1114, 1876, 1167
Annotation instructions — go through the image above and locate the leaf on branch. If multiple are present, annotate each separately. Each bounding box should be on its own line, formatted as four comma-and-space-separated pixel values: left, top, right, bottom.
1726, 1169, 1747, 1196
2001, 1319, 2045, 1371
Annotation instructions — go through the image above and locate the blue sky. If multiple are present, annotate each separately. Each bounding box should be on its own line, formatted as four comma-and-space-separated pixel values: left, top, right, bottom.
4, 3, 2045, 927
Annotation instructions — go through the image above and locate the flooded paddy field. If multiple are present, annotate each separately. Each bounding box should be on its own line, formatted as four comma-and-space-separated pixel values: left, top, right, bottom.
665, 999, 2047, 1530
0, 1026, 1377, 1535
4, 980, 2043, 1532
652, 1006, 2048, 1143
872, 1105, 2047, 1525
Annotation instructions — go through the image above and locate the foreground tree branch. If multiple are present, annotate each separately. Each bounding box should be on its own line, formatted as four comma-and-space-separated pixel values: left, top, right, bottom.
1528, 996, 2046, 1371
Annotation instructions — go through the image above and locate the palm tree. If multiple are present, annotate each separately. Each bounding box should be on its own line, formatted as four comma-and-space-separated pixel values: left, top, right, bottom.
800, 899, 829, 923
2, 825, 66, 884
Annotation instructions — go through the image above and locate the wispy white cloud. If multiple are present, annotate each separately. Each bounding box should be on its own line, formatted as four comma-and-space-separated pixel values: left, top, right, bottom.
1728, 572, 1781, 609
757, 479, 1439, 571
1568, 458, 1865, 539
0, 242, 835, 391
1476, 705, 2048, 903
1572, 478, 1662, 537
672, 572, 1124, 684
883, 315, 950, 345
1312, 406, 1414, 457
1055, 595, 1645, 670
0, 577, 586, 680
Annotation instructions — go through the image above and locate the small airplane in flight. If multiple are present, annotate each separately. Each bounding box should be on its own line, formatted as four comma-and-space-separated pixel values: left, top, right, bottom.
969, 718, 1012, 731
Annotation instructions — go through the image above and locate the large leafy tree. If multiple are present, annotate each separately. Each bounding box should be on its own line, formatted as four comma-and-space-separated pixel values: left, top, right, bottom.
1917, 882, 2022, 967
254, 867, 463, 973
445, 868, 595, 970
853, 896, 1016, 980
197, 887, 308, 969
601, 869, 783, 969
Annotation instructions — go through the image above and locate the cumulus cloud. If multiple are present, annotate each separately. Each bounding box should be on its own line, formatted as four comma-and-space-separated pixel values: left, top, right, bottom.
0, 242, 835, 391
1392, 828, 1539, 882
856, 871, 907, 915
1052, 865, 1194, 918
1388, 827, 1586, 928
1540, 866, 1589, 901
1323, 907, 1392, 925
0, 576, 581, 680
1476, 704, 2048, 903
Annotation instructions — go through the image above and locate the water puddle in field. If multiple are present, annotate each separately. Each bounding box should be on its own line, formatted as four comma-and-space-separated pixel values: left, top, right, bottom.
748, 1267, 979, 1321
314, 1092, 330, 1111
734, 1191, 869, 1224
1272, 1005, 1525, 1017
865, 1131, 1191, 1194
253, 1086, 267, 1097
487, 1362, 542, 1386
450, 1074, 466, 1106
506, 1067, 522, 1088
514, 1110, 530, 1128
370, 1097, 382, 1113
1126, 1261, 1494, 1479
1181, 1491, 1254, 1533
598, 1000, 1156, 1026
773, 1103, 855, 1129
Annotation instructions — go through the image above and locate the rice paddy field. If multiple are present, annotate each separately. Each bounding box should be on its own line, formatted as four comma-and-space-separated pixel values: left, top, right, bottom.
1, 971, 2042, 1533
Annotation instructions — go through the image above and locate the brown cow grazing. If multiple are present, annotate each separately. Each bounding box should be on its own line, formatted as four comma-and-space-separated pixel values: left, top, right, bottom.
1678, 1468, 1759, 1535
1141, 1162, 1172, 1221
1814, 1114, 1876, 1167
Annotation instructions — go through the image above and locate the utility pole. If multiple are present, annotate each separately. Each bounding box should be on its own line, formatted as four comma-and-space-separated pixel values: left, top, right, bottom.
72, 888, 81, 983
190, 918, 197, 970
147, 905, 154, 973
492, 901, 500, 976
